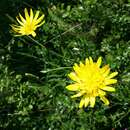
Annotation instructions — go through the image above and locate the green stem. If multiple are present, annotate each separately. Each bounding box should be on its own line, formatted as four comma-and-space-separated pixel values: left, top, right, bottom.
42, 23, 82, 44
27, 36, 45, 49
41, 67, 71, 73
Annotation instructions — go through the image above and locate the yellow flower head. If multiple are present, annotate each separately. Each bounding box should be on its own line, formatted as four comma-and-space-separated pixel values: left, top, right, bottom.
11, 8, 45, 37
66, 57, 118, 108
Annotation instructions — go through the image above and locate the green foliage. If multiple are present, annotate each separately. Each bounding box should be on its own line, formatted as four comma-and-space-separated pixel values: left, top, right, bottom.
0, 0, 130, 129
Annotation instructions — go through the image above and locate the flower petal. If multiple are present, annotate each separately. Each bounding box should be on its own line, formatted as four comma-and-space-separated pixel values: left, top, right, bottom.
36, 20, 45, 27
84, 97, 90, 107
16, 17, 24, 26
97, 57, 102, 67
24, 8, 30, 21
31, 31, 36, 37
71, 92, 84, 98
79, 61, 84, 67
66, 84, 79, 91
11, 25, 19, 31
98, 89, 106, 96
68, 72, 80, 82
105, 79, 117, 85
30, 8, 34, 22
90, 97, 95, 107
89, 57, 93, 64
79, 98, 85, 108
85, 58, 89, 65
35, 14, 44, 25
19, 13, 26, 23
101, 65, 110, 74
34, 11, 40, 20
107, 72, 118, 79
102, 86, 115, 92
103, 67, 110, 77
100, 96, 109, 105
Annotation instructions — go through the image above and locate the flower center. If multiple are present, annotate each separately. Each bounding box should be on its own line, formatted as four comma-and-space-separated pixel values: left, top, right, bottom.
80, 65, 104, 96
24, 22, 35, 34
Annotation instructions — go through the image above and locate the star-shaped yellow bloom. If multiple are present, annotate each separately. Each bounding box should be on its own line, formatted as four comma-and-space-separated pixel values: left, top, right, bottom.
11, 8, 45, 37
66, 57, 118, 108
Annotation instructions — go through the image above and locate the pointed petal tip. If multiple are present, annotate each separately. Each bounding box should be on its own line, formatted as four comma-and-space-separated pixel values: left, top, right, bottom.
90, 97, 95, 107
97, 56, 102, 67
66, 84, 79, 91
79, 98, 85, 108
31, 31, 36, 37
107, 72, 118, 79
102, 86, 116, 92
89, 56, 93, 64
100, 96, 110, 105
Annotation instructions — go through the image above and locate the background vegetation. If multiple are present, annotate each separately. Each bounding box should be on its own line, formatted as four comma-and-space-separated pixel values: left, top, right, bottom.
0, 0, 130, 129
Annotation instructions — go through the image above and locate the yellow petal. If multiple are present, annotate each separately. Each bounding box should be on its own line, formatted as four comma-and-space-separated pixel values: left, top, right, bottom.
89, 57, 93, 64
103, 68, 110, 77
24, 8, 30, 21
101, 65, 110, 74
11, 25, 20, 32
100, 96, 109, 105
35, 14, 44, 25
68, 72, 80, 82
102, 86, 115, 92
66, 84, 79, 91
34, 11, 40, 20
90, 97, 95, 107
79, 61, 84, 67
19, 31, 25, 35
98, 89, 106, 96
97, 57, 102, 67
73, 63, 80, 73
107, 72, 118, 79
30, 8, 34, 22
84, 97, 90, 107
19, 13, 26, 23
105, 79, 117, 85
16, 17, 24, 25
85, 58, 89, 65
36, 20, 45, 27
71, 92, 84, 98
31, 31, 36, 37
79, 98, 85, 108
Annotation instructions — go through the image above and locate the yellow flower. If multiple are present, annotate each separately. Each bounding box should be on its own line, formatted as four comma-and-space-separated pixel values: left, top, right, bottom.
11, 8, 45, 37
66, 57, 118, 108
